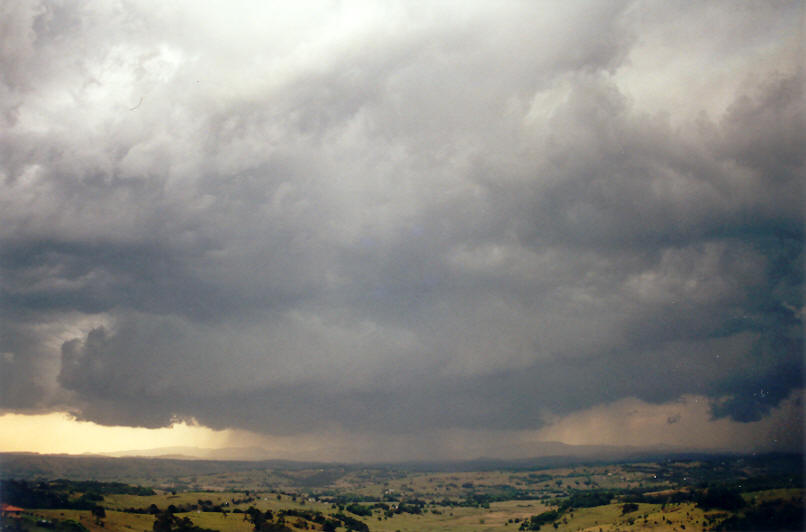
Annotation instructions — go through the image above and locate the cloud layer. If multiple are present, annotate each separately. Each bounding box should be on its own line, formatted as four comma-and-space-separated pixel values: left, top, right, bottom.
1, 1, 802, 456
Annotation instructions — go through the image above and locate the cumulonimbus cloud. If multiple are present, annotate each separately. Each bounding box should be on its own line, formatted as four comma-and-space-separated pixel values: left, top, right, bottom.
0, 1, 802, 454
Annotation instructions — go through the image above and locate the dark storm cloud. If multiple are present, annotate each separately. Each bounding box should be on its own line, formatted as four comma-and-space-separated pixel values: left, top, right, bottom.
1, 1, 802, 446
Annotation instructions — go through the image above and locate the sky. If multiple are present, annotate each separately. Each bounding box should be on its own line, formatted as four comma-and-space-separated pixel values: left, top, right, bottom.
0, 1, 803, 462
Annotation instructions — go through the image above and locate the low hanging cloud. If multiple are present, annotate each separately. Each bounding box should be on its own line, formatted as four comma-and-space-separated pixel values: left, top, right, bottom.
0, 1, 802, 457
533, 391, 805, 454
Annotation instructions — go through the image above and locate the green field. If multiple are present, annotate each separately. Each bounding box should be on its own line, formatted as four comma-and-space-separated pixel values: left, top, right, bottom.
2, 453, 803, 531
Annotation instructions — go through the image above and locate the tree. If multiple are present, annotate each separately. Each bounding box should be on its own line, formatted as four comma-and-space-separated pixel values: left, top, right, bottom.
91, 505, 106, 524
621, 502, 639, 515
246, 506, 266, 530
153, 511, 174, 532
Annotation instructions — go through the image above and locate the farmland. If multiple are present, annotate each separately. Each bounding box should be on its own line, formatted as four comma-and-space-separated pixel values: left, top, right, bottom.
1, 453, 803, 531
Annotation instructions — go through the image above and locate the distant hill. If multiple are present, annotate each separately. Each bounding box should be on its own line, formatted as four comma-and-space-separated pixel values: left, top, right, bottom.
0, 444, 749, 484
97, 440, 704, 462
98, 445, 274, 461
0, 452, 325, 483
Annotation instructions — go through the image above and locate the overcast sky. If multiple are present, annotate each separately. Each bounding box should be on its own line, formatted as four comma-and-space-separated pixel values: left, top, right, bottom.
1, 1, 803, 461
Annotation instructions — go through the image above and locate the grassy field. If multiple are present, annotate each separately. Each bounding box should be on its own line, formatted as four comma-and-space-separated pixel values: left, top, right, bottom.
16, 492, 804, 532
2, 454, 803, 531
26, 509, 155, 532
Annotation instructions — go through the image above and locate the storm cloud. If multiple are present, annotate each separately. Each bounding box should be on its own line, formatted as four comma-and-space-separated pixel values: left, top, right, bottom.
1, 1, 802, 455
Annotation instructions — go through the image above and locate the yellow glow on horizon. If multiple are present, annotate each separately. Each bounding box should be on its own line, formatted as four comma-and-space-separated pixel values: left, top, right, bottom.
0, 412, 235, 454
